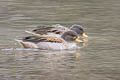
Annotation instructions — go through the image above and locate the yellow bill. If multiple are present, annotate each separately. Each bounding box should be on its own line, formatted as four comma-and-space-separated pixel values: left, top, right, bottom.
74, 38, 83, 43
82, 33, 88, 38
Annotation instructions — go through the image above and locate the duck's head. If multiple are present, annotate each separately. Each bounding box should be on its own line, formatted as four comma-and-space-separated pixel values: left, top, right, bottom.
61, 31, 82, 43
71, 24, 88, 38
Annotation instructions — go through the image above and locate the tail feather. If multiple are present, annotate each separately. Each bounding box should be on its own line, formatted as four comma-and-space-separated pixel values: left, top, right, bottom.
25, 30, 41, 37
15, 39, 38, 48
15, 39, 24, 43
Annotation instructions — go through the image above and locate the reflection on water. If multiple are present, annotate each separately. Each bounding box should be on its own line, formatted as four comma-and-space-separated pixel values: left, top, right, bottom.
0, 49, 82, 80
0, 0, 120, 80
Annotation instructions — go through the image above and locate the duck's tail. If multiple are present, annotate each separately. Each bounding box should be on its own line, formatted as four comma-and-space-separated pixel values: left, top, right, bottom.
15, 39, 23, 43
25, 30, 41, 37
15, 39, 38, 48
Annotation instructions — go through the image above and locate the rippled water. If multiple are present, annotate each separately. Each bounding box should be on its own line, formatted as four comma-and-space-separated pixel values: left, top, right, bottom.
0, 0, 120, 80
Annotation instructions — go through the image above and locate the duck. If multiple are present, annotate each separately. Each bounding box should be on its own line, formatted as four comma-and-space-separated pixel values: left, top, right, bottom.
16, 31, 82, 50
25, 24, 88, 39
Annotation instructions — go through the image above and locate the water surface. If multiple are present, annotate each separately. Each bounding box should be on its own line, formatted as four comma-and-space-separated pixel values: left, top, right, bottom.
0, 0, 120, 80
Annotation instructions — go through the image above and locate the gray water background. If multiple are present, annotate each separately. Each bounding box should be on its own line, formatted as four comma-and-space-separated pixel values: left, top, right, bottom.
0, 0, 120, 80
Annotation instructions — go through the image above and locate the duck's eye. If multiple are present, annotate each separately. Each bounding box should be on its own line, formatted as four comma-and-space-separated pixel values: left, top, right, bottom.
70, 35, 76, 38
79, 28, 83, 31
71, 34, 76, 37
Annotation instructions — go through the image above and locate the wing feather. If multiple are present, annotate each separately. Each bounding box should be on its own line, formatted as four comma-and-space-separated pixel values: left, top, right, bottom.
22, 36, 63, 43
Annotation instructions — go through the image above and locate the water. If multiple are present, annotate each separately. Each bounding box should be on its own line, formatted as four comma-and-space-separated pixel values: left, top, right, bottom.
0, 0, 120, 80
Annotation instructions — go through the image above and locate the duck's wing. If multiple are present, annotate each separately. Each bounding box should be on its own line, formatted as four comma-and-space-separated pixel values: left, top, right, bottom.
26, 24, 69, 35
21, 36, 63, 43
32, 26, 63, 35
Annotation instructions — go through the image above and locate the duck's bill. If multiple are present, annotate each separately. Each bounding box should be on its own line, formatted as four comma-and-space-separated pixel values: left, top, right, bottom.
82, 33, 88, 38
74, 38, 83, 43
